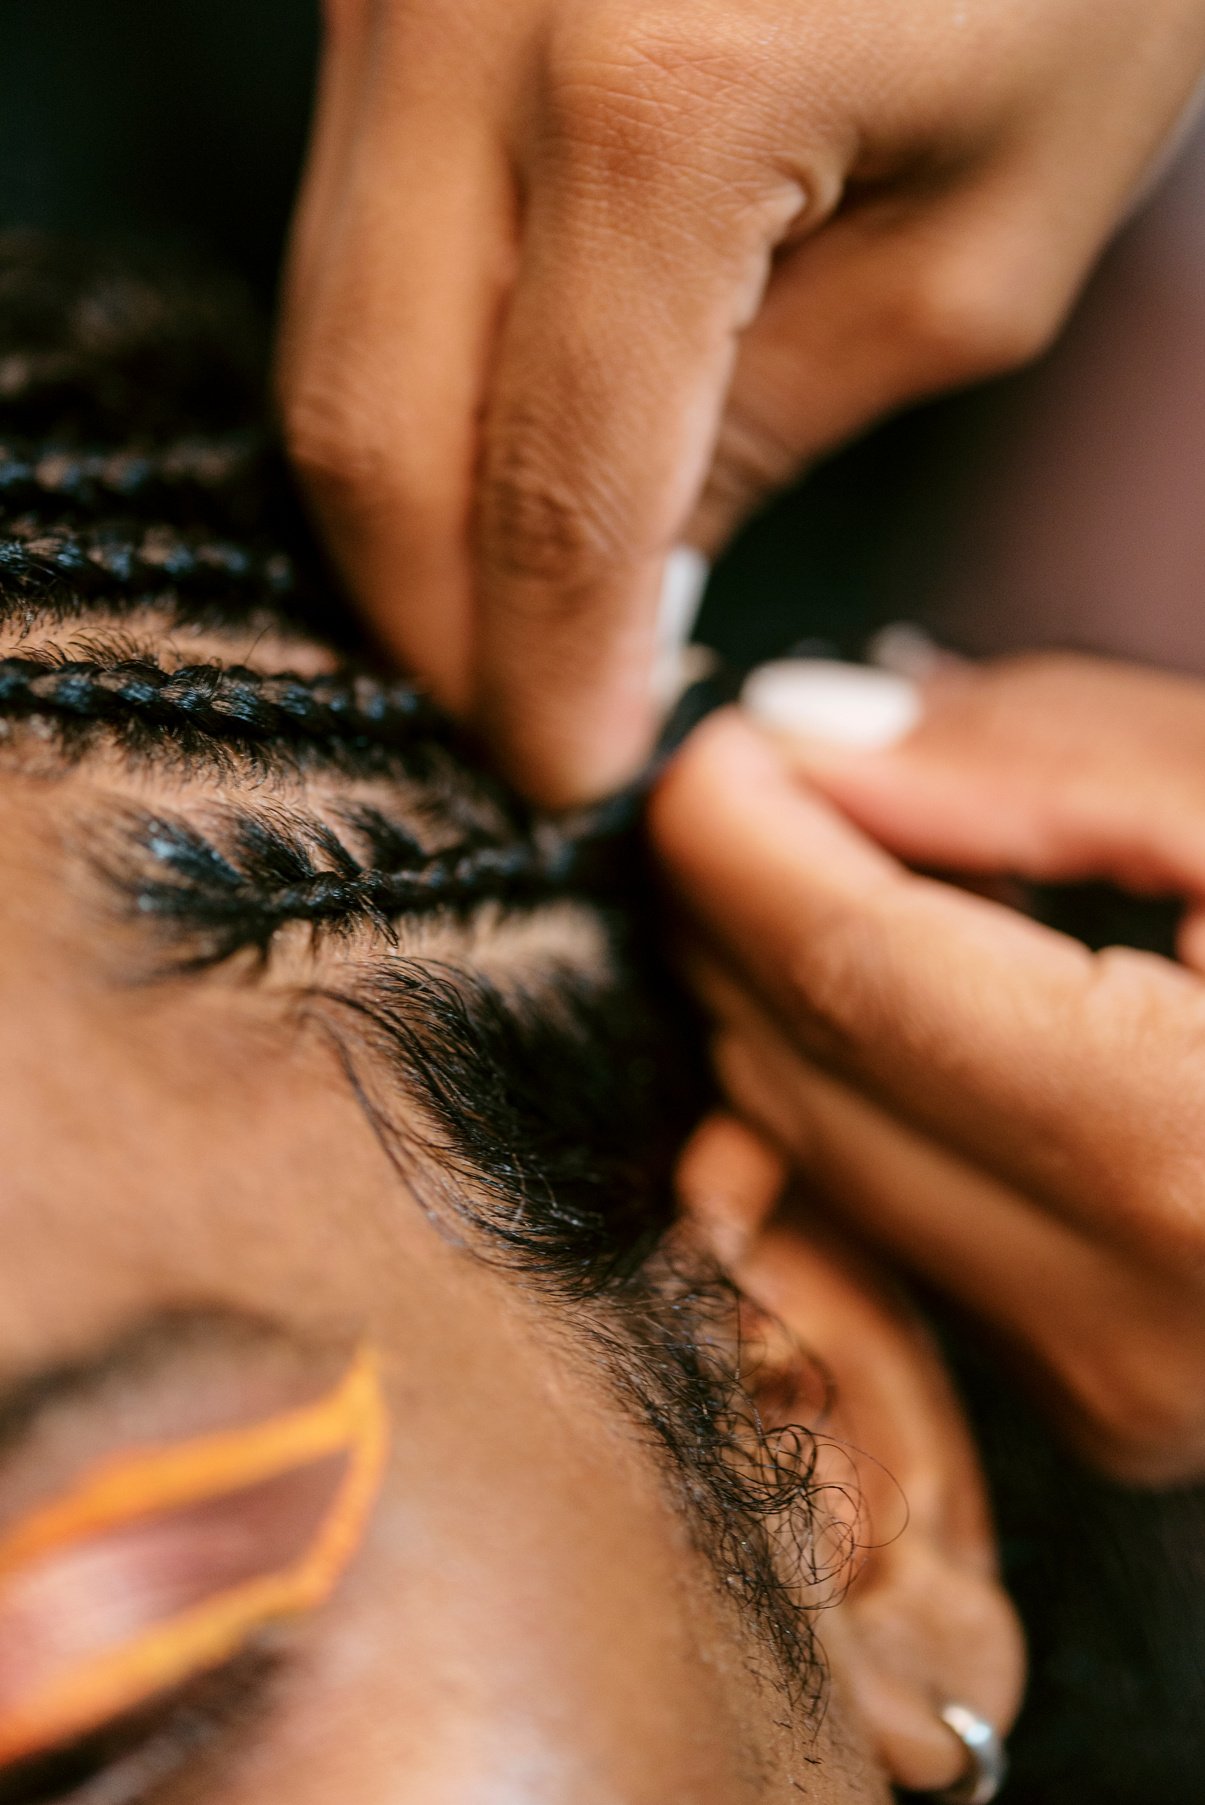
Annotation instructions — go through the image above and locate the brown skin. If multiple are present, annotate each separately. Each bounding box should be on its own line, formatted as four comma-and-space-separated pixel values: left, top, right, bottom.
677, 1117, 1025, 1795
278, 0, 1205, 803
652, 661, 1205, 1495
0, 784, 795, 1804
0, 693, 1021, 1796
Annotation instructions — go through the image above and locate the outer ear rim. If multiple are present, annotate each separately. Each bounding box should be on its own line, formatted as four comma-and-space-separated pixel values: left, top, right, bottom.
676, 1113, 1026, 1798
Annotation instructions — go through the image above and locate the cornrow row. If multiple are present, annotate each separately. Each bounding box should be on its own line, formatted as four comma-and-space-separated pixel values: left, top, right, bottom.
0, 655, 446, 751
0, 521, 293, 600
0, 432, 263, 518
128, 808, 593, 966
213, 841, 573, 934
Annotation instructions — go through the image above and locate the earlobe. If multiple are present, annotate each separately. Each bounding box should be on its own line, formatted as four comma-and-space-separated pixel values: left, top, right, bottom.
678, 1116, 1026, 1798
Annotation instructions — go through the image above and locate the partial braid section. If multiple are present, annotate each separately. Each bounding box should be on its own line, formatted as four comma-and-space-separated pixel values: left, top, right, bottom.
208, 840, 574, 932
0, 521, 294, 600
0, 655, 445, 750
0, 240, 344, 644
0, 432, 264, 520
126, 808, 589, 967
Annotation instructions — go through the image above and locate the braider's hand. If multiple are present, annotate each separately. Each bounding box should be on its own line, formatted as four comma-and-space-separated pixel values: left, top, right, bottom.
277, 0, 1205, 806
651, 657, 1205, 1486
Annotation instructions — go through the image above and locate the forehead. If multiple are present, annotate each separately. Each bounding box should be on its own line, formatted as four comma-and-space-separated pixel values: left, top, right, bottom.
0, 759, 420, 1364
0, 592, 517, 1371
0, 589, 619, 1384
0, 698, 658, 1543
0, 601, 635, 1457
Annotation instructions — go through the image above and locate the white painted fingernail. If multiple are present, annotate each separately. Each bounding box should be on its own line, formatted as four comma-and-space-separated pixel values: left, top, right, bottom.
654, 546, 710, 705
741, 659, 922, 749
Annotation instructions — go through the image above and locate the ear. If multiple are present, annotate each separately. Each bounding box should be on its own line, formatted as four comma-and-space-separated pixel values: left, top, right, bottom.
678, 1116, 1026, 1798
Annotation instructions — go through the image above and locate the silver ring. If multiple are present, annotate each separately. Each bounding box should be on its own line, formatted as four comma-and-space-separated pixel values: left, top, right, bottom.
934, 1702, 1007, 1804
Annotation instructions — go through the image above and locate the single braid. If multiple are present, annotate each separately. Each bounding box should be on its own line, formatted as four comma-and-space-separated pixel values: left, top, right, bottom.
0, 655, 446, 750
0, 432, 263, 519
255, 841, 575, 930
0, 521, 294, 599
128, 808, 599, 966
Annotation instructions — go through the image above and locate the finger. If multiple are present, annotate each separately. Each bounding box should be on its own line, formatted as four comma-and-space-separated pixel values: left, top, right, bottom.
695, 948, 1101, 1309
277, 9, 519, 710
652, 712, 1205, 1255
279, 0, 377, 319
675, 1113, 787, 1262
472, 28, 829, 804
704, 995, 1205, 1483
690, 17, 1205, 555
744, 652, 1205, 897
1179, 902, 1205, 972
688, 183, 1076, 550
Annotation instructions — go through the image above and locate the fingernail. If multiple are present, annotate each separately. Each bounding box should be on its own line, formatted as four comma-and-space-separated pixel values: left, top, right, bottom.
741, 659, 922, 749
867, 620, 965, 680
654, 546, 711, 705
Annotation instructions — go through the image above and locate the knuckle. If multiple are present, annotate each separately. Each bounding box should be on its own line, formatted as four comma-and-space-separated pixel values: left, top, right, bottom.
547, 6, 772, 184
1081, 949, 1205, 1266
903, 253, 1061, 382
281, 382, 391, 502
544, 11, 809, 286
545, 52, 674, 183
477, 424, 627, 592
780, 897, 897, 1066
281, 378, 445, 528
606, 6, 768, 106
1053, 1336, 1205, 1486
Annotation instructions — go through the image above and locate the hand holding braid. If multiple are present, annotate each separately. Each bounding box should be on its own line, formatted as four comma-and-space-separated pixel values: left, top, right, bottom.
0, 239, 630, 972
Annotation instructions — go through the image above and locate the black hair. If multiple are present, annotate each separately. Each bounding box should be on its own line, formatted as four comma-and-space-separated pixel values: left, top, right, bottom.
0, 233, 830, 1718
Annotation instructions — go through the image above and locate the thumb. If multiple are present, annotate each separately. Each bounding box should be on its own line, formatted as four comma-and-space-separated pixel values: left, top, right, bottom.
741, 650, 1205, 899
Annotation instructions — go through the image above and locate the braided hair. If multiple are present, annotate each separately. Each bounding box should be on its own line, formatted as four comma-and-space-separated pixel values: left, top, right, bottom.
0, 231, 643, 952
0, 654, 442, 748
